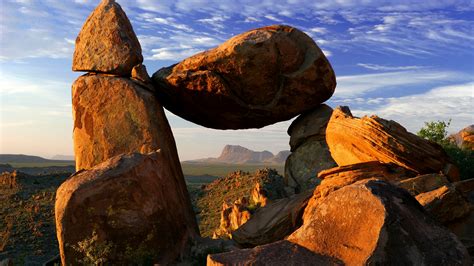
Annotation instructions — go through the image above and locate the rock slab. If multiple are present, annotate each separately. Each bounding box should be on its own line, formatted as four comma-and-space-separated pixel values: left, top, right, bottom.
288, 179, 470, 265
326, 106, 459, 181
153, 25, 336, 129
55, 151, 199, 265
72, 0, 143, 75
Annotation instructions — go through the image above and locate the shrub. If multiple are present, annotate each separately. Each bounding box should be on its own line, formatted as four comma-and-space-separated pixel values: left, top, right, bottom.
417, 120, 474, 180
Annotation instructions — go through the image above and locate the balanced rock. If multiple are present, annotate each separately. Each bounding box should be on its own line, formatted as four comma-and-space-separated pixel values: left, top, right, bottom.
207, 240, 342, 266
232, 190, 312, 248
449, 125, 474, 150
288, 179, 470, 265
55, 151, 199, 265
152, 25, 336, 129
285, 104, 336, 193
416, 184, 471, 224
73, 0, 143, 76
72, 74, 174, 170
326, 106, 459, 181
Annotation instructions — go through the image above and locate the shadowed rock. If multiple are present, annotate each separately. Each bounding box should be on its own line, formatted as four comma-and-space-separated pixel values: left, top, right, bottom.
153, 25, 336, 129
326, 106, 460, 181
207, 240, 343, 266
72, 0, 143, 75
288, 179, 471, 265
232, 190, 312, 248
55, 151, 199, 265
398, 173, 450, 196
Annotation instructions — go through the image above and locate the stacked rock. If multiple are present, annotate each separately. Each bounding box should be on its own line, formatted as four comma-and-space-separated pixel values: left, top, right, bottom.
55, 0, 198, 264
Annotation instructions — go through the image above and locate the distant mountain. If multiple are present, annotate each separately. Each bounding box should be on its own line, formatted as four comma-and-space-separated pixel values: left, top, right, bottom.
188, 145, 290, 164
51, 155, 75, 161
0, 154, 74, 164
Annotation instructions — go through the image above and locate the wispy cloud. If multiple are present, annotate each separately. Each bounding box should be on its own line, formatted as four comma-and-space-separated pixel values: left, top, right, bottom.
357, 63, 426, 71
334, 70, 469, 98
351, 82, 474, 133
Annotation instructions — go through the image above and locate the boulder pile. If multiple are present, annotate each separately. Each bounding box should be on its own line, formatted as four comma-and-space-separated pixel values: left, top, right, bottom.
56, 0, 473, 264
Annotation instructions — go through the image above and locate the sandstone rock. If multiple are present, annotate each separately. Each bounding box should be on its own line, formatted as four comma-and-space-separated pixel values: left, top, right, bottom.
72, 74, 174, 171
449, 125, 474, 150
448, 179, 474, 256
207, 240, 342, 266
152, 25, 335, 129
302, 161, 414, 222
232, 190, 312, 247
287, 104, 333, 151
251, 182, 269, 207
212, 197, 251, 239
398, 173, 450, 196
326, 106, 459, 181
288, 179, 470, 265
72, 0, 143, 76
416, 184, 471, 224
285, 136, 336, 193
55, 151, 199, 265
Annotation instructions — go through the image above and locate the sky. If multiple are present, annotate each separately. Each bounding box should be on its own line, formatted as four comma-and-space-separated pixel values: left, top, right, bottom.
0, 0, 473, 160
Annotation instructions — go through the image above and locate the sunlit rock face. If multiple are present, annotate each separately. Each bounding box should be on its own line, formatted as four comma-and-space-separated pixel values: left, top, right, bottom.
326, 106, 460, 182
152, 25, 336, 129
55, 151, 199, 265
72, 0, 142, 76
288, 179, 471, 265
72, 74, 173, 171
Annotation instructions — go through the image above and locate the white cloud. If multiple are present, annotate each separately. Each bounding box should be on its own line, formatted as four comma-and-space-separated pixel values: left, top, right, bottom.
357, 63, 426, 71
335, 70, 469, 98
351, 82, 474, 133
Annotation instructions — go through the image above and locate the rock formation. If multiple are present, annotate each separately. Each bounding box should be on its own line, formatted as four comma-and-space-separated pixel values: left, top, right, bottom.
416, 184, 471, 224
152, 25, 335, 129
212, 197, 252, 239
72, 0, 142, 75
397, 173, 450, 195
285, 104, 337, 193
449, 125, 474, 150
190, 145, 290, 164
232, 190, 312, 247
288, 179, 470, 265
72, 74, 174, 170
196, 169, 287, 238
326, 106, 460, 181
207, 240, 342, 266
55, 151, 199, 264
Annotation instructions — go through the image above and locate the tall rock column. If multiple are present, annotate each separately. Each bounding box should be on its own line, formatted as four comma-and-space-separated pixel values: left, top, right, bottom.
57, 0, 199, 264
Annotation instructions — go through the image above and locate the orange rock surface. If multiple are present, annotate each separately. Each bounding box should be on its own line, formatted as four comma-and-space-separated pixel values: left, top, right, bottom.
153, 25, 335, 129
288, 179, 470, 265
72, 74, 174, 171
326, 106, 459, 181
55, 151, 199, 265
72, 0, 142, 75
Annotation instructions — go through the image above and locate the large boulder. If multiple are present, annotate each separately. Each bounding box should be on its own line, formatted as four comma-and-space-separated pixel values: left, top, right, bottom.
288, 179, 470, 265
232, 190, 312, 248
326, 106, 459, 181
416, 184, 471, 224
152, 25, 336, 129
285, 105, 336, 193
72, 74, 174, 171
449, 125, 474, 150
207, 240, 342, 266
55, 151, 199, 265
72, 0, 143, 76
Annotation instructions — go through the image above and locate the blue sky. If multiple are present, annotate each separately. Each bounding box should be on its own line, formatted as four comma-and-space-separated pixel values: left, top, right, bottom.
0, 0, 473, 160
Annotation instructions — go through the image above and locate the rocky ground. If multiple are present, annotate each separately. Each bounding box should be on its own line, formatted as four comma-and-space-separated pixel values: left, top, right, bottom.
0, 172, 69, 264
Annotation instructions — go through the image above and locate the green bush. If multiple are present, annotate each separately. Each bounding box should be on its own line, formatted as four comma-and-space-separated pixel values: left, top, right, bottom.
417, 120, 474, 180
